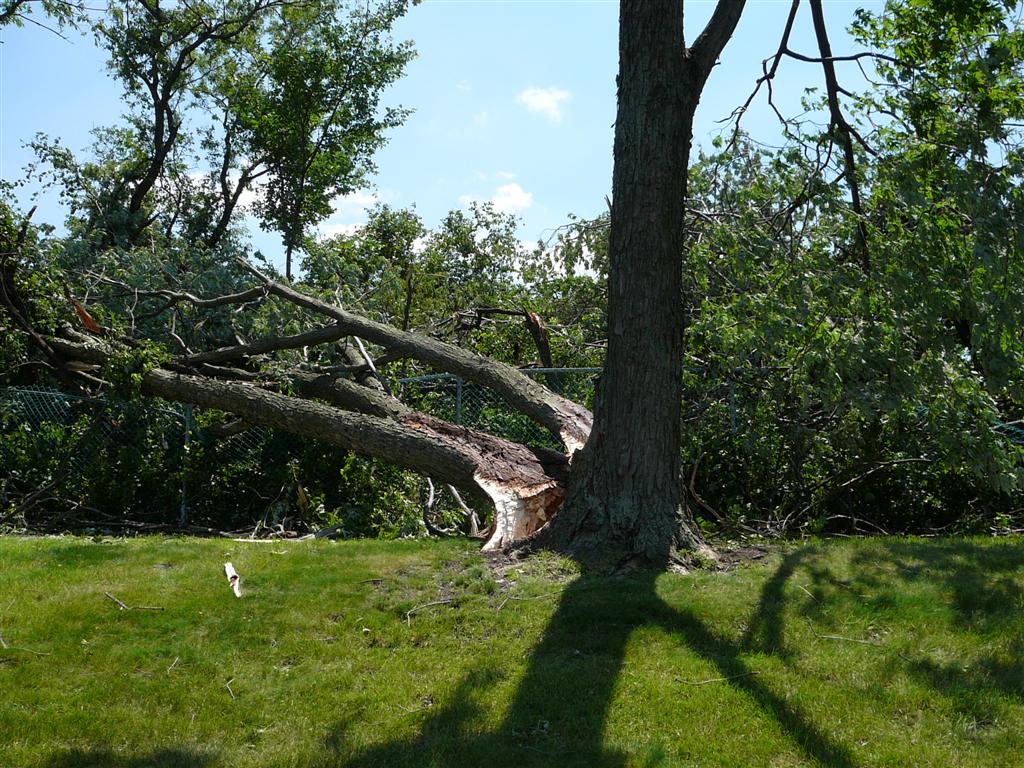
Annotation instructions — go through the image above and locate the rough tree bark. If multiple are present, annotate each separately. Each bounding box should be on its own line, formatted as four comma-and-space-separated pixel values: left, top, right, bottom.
539, 0, 745, 567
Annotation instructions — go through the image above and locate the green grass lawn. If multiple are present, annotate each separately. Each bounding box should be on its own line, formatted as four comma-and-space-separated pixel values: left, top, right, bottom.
1, 534, 1022, 767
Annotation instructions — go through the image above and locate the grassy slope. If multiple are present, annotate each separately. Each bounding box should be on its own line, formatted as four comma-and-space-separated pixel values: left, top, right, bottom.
0, 535, 1022, 768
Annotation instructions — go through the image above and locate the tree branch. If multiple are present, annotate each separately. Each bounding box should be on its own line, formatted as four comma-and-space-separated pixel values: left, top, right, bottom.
808, 0, 871, 274
725, 0, 800, 145
177, 323, 348, 366
237, 259, 593, 452
689, 0, 747, 78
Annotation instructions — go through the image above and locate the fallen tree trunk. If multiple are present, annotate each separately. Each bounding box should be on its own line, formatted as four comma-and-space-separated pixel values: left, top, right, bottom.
45, 331, 579, 550
142, 369, 570, 551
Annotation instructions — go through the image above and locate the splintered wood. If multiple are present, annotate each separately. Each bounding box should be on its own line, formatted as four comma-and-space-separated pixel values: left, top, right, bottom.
224, 562, 242, 598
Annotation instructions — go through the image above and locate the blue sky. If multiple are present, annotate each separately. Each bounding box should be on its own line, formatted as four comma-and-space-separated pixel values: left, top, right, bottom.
0, 0, 884, 264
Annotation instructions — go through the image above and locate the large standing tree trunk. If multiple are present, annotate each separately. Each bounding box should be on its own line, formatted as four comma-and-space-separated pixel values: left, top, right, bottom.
541, 0, 745, 566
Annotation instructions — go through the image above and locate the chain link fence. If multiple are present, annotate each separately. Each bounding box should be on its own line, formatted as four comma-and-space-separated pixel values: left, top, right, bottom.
0, 386, 272, 528
398, 368, 600, 449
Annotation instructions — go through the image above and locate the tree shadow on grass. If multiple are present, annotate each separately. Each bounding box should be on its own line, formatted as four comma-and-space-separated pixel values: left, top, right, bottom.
325, 567, 858, 768
42, 747, 215, 768
846, 539, 1024, 724
847, 539, 1024, 633
748, 539, 1024, 741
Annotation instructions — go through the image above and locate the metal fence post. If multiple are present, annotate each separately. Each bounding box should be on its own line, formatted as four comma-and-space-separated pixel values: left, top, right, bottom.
179, 405, 192, 527
455, 378, 463, 426
728, 381, 737, 434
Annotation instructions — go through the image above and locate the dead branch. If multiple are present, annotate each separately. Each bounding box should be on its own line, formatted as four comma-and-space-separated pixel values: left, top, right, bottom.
808, 0, 871, 273
726, 0, 801, 145
816, 633, 884, 647
178, 323, 348, 366
448, 484, 481, 537
496, 590, 560, 611
91, 274, 268, 313
0, 645, 51, 656
104, 591, 166, 611
405, 598, 455, 624
679, 671, 760, 685
104, 592, 130, 610
421, 478, 457, 537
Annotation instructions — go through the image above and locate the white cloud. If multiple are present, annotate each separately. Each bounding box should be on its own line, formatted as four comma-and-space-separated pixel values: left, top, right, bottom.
517, 86, 571, 122
472, 110, 490, 127
332, 190, 380, 218
460, 182, 533, 214
495, 170, 517, 181
316, 189, 386, 239
492, 183, 533, 213
411, 235, 429, 255
456, 80, 473, 93
319, 221, 362, 239
185, 170, 261, 209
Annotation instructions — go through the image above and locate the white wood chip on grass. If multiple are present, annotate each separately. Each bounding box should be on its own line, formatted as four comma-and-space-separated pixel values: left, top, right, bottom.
224, 562, 242, 597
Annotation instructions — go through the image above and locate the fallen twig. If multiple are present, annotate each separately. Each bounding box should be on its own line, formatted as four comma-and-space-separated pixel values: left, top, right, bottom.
496, 591, 561, 612
167, 656, 180, 673
679, 671, 760, 686
817, 633, 883, 646
104, 592, 164, 611
0, 620, 47, 655
104, 592, 130, 610
405, 599, 454, 624
796, 584, 818, 602
2, 645, 50, 656
225, 678, 236, 699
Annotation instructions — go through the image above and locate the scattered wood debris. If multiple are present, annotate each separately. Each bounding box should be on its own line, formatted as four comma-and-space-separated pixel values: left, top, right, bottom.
404, 599, 454, 624
224, 563, 242, 598
103, 592, 165, 611
679, 671, 760, 685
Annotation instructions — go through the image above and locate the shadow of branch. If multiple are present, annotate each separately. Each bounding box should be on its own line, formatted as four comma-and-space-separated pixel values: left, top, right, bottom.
331, 565, 857, 767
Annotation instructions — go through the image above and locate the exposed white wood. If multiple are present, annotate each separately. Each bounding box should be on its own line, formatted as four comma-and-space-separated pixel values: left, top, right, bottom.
224, 562, 242, 598
476, 474, 563, 552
